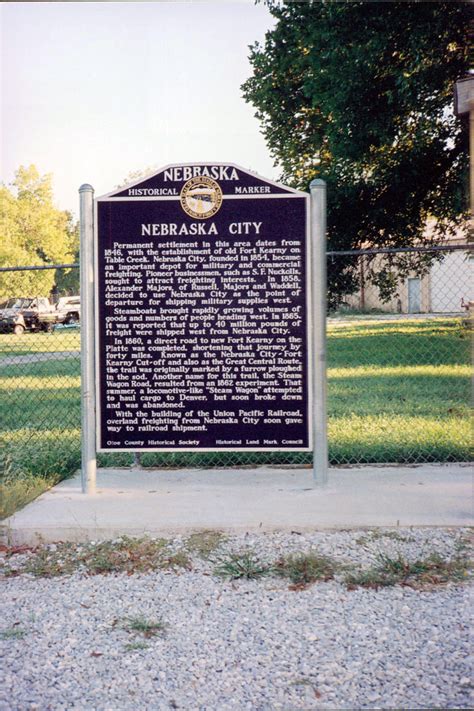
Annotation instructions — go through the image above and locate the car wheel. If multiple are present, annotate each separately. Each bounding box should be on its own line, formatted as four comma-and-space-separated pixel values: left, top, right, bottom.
65, 313, 79, 324
13, 324, 25, 336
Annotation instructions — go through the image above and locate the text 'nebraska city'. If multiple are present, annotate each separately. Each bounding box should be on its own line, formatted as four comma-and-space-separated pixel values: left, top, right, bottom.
141, 222, 263, 236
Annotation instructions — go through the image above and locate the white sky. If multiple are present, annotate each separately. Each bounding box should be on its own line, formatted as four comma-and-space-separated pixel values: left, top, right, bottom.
1, 1, 277, 216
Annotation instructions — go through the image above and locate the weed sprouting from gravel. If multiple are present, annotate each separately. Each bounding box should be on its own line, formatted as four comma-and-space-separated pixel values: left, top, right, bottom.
164, 550, 193, 571
124, 641, 149, 652
345, 567, 396, 590
0, 626, 26, 640
2, 533, 471, 593
214, 550, 270, 580
121, 615, 166, 639
453, 533, 473, 556
273, 552, 337, 589
19, 545, 77, 577
1, 536, 191, 577
355, 530, 416, 546
345, 552, 471, 590
214, 549, 339, 588
185, 530, 227, 559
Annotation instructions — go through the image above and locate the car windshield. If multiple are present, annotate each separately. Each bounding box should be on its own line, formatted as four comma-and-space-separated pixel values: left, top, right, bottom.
4, 298, 33, 309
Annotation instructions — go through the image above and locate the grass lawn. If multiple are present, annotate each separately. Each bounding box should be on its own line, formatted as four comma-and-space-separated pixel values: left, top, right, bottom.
0, 316, 471, 517
0, 328, 80, 359
326, 318, 471, 463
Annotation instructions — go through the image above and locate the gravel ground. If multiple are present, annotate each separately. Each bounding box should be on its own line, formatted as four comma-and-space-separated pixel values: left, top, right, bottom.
1, 528, 472, 711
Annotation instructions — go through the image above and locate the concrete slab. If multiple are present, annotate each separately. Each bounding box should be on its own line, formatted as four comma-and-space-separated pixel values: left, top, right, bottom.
1, 464, 472, 545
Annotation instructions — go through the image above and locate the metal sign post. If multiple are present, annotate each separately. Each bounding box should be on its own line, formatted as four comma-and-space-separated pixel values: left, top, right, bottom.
79, 184, 97, 494
310, 179, 328, 486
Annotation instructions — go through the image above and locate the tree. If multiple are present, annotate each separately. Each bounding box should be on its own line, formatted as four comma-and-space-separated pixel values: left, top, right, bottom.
242, 0, 470, 305
116, 166, 159, 189
0, 166, 78, 300
54, 211, 80, 296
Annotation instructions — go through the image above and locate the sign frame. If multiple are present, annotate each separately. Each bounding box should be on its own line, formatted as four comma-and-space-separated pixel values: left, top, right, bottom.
94, 162, 312, 454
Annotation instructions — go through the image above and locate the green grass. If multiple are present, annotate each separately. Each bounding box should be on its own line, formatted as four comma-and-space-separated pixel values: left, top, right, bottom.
0, 330, 80, 359
0, 471, 57, 519
355, 530, 416, 545
273, 552, 337, 588
124, 641, 149, 652
0, 359, 81, 432
344, 552, 471, 590
0, 626, 27, 641
0, 316, 471, 518
328, 318, 469, 367
214, 550, 270, 580
185, 530, 228, 559
120, 616, 167, 638
326, 317, 472, 463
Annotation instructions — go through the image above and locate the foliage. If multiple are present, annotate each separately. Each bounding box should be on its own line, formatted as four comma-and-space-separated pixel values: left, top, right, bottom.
116, 166, 158, 190
345, 552, 470, 589
2, 537, 191, 577
120, 616, 167, 639
242, 1, 470, 305
0, 627, 27, 641
0, 470, 57, 521
185, 530, 228, 559
54, 224, 79, 296
214, 550, 270, 579
273, 551, 337, 588
0, 166, 78, 300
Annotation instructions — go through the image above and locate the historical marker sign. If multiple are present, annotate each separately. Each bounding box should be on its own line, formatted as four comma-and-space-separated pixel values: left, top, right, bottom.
95, 163, 311, 451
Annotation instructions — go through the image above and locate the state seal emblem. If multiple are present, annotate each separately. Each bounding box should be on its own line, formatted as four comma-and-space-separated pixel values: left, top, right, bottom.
180, 176, 223, 219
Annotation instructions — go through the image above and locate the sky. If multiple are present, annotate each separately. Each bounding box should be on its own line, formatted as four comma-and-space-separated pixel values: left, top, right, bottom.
1, 1, 277, 216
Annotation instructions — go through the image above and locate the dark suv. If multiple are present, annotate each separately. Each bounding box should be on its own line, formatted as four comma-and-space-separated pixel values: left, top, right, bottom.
0, 297, 63, 334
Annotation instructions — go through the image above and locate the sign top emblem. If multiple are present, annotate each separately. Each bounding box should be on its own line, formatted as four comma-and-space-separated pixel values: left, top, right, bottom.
180, 175, 223, 219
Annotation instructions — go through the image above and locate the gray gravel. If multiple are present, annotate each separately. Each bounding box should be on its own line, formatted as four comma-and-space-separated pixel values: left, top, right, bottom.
1, 528, 472, 710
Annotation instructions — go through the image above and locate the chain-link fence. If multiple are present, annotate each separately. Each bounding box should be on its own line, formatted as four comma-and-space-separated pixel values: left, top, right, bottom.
327, 244, 472, 464
0, 245, 472, 486
0, 266, 84, 488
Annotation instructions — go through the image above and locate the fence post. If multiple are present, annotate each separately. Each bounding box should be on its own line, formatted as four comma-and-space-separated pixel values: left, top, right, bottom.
310, 179, 328, 486
79, 184, 96, 495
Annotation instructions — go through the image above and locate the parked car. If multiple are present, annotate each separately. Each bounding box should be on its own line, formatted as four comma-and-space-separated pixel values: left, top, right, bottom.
0, 297, 65, 334
56, 295, 81, 324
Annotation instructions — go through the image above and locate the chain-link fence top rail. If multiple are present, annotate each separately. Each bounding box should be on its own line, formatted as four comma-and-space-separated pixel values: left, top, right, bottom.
0, 246, 472, 483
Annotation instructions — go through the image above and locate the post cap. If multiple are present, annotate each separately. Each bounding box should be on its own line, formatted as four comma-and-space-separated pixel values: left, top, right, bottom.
309, 178, 326, 189
79, 184, 94, 193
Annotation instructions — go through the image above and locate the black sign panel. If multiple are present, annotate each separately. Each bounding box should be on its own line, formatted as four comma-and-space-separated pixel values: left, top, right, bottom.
95, 163, 311, 451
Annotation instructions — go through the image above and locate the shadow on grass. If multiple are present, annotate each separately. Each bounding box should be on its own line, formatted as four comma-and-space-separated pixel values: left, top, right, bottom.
328, 318, 470, 368
328, 371, 470, 418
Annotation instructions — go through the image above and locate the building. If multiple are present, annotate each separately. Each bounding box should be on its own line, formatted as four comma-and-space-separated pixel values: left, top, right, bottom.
344, 230, 473, 314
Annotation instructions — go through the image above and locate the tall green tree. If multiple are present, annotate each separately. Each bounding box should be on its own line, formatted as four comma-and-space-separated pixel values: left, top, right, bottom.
53, 210, 80, 297
0, 166, 78, 300
242, 0, 470, 305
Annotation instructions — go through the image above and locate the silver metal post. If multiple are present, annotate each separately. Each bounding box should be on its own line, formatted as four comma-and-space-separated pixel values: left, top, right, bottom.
310, 179, 328, 485
79, 184, 96, 494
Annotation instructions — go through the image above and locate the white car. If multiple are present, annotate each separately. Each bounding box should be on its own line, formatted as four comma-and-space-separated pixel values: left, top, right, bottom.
56, 296, 81, 324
